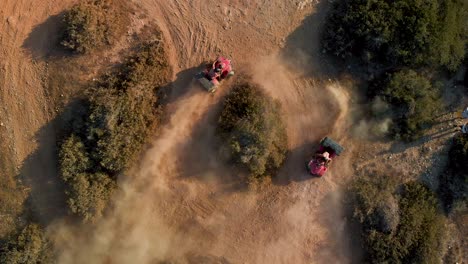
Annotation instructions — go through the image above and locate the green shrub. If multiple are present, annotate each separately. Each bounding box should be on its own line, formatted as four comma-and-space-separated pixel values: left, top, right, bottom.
87, 87, 159, 173
66, 172, 116, 222
59, 135, 115, 221
351, 175, 399, 232
217, 81, 288, 178
0, 224, 54, 264
0, 173, 26, 238
61, 0, 130, 54
351, 178, 448, 263
59, 134, 91, 181
84, 40, 170, 173
121, 40, 172, 88
379, 70, 442, 140
322, 0, 467, 70
439, 134, 468, 209
58, 40, 171, 221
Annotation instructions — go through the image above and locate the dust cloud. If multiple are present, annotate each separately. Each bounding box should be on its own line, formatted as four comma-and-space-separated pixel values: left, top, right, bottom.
49, 54, 356, 264
50, 88, 225, 263
352, 97, 392, 139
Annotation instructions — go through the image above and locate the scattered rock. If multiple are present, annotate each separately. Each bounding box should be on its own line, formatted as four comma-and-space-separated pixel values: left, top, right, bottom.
423, 146, 432, 153
6, 16, 16, 26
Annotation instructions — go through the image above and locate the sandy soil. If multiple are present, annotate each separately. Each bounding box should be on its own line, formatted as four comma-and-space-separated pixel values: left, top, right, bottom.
50, 1, 359, 263
0, 0, 78, 234
0, 0, 358, 263
0, 0, 159, 230
3, 0, 464, 263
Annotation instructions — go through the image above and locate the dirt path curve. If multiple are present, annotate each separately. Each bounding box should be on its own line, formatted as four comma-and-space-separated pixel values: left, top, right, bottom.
53, 1, 357, 263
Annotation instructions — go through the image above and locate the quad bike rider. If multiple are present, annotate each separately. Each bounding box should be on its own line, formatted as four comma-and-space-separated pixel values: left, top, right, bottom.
306, 137, 344, 177
315, 151, 332, 167
195, 56, 234, 93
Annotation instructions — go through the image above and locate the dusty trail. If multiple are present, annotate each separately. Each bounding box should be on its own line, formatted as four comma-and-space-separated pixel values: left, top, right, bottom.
53, 1, 356, 263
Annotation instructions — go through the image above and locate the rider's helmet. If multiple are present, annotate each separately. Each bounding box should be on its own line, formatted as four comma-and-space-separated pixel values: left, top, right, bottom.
217, 63, 225, 70
322, 152, 331, 161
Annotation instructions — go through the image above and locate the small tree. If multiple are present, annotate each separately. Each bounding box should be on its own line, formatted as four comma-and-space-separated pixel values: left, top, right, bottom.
0, 224, 54, 264
351, 178, 448, 263
217, 81, 288, 179
66, 172, 116, 222
59, 135, 116, 221
380, 70, 442, 140
59, 134, 91, 181
58, 40, 171, 221
322, 0, 467, 71
61, 0, 130, 54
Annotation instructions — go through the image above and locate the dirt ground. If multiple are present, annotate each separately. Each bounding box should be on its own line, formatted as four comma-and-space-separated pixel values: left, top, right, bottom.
50, 1, 361, 263
0, 0, 77, 236
1, 0, 466, 263
0, 0, 164, 232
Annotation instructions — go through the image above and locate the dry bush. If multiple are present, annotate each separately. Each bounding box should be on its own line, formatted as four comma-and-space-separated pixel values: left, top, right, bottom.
217, 80, 288, 179
58, 39, 171, 221
0, 130, 26, 238
371, 70, 442, 141
61, 0, 130, 54
322, 0, 467, 71
351, 177, 448, 263
0, 224, 54, 264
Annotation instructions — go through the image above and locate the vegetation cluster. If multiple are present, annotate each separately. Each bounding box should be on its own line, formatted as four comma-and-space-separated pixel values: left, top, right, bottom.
371, 70, 442, 140
351, 177, 447, 263
0, 224, 53, 264
61, 0, 130, 54
323, 0, 467, 140
322, 0, 467, 71
59, 40, 171, 221
217, 81, 288, 179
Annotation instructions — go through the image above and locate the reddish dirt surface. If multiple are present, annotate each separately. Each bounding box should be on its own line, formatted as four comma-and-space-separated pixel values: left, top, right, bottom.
51, 1, 359, 263
1, 0, 357, 263
0, 0, 152, 234
2, 0, 465, 263
0, 0, 76, 235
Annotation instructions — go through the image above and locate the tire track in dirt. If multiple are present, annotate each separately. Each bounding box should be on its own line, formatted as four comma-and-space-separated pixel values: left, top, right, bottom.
52, 1, 356, 263
0, 0, 76, 230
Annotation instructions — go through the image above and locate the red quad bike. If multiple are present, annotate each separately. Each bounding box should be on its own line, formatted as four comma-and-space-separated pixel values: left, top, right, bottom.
195, 56, 235, 93
306, 137, 345, 177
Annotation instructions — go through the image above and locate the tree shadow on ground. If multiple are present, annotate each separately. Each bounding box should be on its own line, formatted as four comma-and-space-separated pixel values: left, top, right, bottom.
22, 12, 68, 60
280, 0, 342, 79
380, 128, 459, 155
417, 137, 454, 203
158, 63, 209, 106
18, 99, 88, 226
18, 10, 92, 227
316, 189, 364, 264
172, 86, 246, 193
